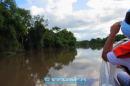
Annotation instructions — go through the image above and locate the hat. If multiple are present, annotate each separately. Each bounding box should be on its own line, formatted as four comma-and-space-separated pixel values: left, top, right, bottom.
121, 9, 130, 38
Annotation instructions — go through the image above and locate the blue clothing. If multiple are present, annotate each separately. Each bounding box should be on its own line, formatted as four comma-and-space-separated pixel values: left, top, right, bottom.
121, 21, 130, 39
121, 9, 130, 39
117, 71, 130, 86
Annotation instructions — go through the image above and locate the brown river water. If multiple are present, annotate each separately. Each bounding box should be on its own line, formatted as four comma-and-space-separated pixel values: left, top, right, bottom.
0, 48, 102, 86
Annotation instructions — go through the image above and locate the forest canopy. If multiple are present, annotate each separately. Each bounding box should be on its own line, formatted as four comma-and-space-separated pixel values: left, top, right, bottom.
0, 0, 126, 52
0, 0, 76, 52
77, 34, 126, 49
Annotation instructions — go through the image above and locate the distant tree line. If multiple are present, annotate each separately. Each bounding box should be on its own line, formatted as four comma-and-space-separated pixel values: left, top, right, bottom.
77, 34, 126, 50
0, 0, 76, 52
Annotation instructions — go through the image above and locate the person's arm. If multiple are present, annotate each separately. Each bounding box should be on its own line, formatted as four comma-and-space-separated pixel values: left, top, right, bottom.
102, 22, 121, 61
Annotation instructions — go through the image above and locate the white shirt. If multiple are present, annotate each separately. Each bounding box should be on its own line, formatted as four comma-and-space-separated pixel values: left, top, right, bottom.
107, 51, 130, 70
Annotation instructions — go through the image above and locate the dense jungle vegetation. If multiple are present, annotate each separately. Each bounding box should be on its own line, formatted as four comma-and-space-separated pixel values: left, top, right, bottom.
0, 0, 76, 52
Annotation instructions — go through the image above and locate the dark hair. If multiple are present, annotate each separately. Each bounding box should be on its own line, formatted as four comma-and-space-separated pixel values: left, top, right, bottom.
125, 12, 130, 24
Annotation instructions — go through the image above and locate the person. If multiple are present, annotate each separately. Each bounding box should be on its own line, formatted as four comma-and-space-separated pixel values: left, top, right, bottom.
102, 10, 130, 86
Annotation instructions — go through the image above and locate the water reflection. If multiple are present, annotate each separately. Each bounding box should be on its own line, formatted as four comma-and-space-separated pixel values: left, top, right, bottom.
0, 49, 77, 86
0, 48, 101, 86
45, 48, 101, 86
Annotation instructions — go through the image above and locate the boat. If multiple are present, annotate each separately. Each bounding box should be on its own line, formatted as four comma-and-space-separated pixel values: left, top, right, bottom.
99, 38, 129, 86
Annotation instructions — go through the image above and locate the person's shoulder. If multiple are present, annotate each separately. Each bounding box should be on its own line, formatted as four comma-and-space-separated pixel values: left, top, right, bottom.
107, 51, 118, 65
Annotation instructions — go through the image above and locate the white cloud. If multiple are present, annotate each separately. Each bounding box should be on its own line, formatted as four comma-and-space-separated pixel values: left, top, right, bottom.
19, 0, 130, 40
30, 6, 45, 15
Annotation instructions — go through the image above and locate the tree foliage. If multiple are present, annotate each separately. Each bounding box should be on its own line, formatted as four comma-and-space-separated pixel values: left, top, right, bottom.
0, 0, 77, 52
77, 34, 126, 50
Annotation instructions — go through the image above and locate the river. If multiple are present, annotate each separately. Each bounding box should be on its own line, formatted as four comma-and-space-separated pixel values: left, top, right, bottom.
0, 48, 102, 86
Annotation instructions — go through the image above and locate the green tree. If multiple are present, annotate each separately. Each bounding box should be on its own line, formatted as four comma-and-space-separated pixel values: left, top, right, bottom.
55, 29, 76, 48
115, 34, 126, 41
0, 0, 19, 51
77, 34, 126, 50
27, 16, 46, 49
43, 29, 56, 47
52, 26, 61, 33
0, 0, 77, 52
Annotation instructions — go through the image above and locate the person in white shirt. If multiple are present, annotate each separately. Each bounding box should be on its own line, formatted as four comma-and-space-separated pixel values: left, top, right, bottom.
102, 10, 130, 86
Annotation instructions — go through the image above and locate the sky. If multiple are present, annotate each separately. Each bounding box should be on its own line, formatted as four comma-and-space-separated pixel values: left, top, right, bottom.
15, 0, 130, 41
